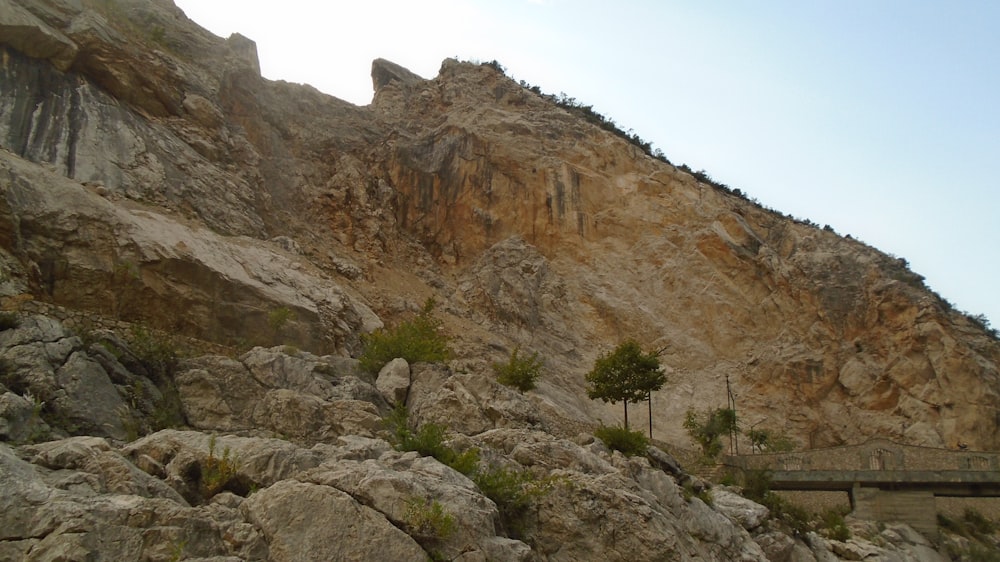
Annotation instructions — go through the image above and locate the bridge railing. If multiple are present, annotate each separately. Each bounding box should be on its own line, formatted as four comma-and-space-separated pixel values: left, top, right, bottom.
722, 438, 1000, 473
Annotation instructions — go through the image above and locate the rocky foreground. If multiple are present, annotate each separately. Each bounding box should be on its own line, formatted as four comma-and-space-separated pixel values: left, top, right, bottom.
0, 314, 976, 561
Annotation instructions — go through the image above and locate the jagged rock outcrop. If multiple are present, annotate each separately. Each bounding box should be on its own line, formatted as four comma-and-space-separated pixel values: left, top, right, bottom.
3, 0, 998, 449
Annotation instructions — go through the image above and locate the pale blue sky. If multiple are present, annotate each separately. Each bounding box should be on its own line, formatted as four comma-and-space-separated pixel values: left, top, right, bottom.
174, 0, 999, 328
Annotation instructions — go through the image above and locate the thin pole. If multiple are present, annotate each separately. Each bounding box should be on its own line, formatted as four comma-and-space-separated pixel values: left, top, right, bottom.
648, 392, 653, 439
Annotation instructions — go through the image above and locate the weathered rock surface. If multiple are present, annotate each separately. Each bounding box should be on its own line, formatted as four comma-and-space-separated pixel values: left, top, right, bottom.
1, 0, 1000, 559
4, 0, 999, 450
375, 357, 410, 405
241, 479, 427, 562
176, 348, 385, 440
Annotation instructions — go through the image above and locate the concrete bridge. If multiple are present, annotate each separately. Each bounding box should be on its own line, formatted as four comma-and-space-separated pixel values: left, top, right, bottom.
722, 439, 1000, 536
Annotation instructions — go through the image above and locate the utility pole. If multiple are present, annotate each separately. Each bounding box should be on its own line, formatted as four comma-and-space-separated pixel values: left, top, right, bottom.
647, 391, 653, 439
726, 374, 738, 455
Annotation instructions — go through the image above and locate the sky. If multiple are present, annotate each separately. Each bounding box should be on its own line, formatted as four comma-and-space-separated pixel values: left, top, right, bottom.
173, 0, 999, 328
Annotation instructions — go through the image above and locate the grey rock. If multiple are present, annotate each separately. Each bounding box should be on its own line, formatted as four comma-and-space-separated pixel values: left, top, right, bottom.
0, 391, 48, 443
711, 487, 769, 530
303, 452, 499, 560
241, 479, 427, 562
0, 0, 78, 70
376, 357, 410, 405
371, 58, 425, 91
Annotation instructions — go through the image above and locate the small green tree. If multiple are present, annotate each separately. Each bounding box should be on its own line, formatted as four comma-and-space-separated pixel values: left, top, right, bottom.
746, 427, 796, 453
359, 298, 451, 373
684, 408, 738, 459
493, 347, 543, 392
585, 339, 664, 430
268, 307, 295, 338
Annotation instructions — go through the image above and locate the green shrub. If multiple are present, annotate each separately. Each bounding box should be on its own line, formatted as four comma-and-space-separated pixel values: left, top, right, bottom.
964, 508, 998, 536
403, 497, 456, 541
740, 470, 812, 535
127, 325, 179, 383
939, 513, 969, 537
746, 427, 796, 453
383, 404, 479, 476
0, 312, 19, 331
359, 299, 450, 373
200, 436, 240, 498
739, 469, 773, 503
594, 424, 649, 457
821, 508, 851, 541
268, 307, 294, 335
473, 464, 553, 537
680, 480, 713, 505
493, 347, 543, 392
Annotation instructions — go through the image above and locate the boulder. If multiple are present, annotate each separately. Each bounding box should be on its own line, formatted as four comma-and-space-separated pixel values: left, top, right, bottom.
711, 487, 770, 530
408, 365, 541, 435
376, 357, 410, 405
0, 391, 49, 443
176, 350, 385, 440
371, 58, 425, 91
0, 0, 78, 70
302, 451, 500, 560
0, 316, 128, 440
0, 441, 267, 560
240, 479, 427, 562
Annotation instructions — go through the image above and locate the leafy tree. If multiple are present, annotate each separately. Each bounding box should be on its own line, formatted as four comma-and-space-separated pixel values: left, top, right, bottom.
585, 339, 664, 430
493, 347, 543, 392
359, 298, 451, 373
746, 427, 796, 453
684, 408, 738, 459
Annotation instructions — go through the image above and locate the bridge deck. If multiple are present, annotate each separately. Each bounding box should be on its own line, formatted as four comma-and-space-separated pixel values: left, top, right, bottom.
768, 469, 1000, 497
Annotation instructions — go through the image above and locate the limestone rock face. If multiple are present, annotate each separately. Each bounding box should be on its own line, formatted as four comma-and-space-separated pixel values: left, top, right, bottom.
3, 0, 997, 450
1, 0, 1000, 559
176, 348, 385, 440
0, 315, 129, 440
242, 479, 428, 562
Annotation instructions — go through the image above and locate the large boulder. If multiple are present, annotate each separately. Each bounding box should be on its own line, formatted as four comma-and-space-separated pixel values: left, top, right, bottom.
0, 315, 129, 440
711, 487, 770, 531
0, 0, 78, 70
176, 348, 385, 441
240, 479, 427, 562
301, 451, 508, 560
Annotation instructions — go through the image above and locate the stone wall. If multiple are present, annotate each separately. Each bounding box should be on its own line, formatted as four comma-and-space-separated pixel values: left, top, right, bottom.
852, 488, 938, 537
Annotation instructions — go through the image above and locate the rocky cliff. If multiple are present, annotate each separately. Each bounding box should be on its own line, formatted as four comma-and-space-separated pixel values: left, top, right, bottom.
1, 0, 999, 560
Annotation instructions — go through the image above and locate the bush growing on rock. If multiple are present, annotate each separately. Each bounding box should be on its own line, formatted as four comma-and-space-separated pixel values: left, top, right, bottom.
739, 469, 812, 535
473, 464, 553, 538
594, 424, 649, 457
820, 507, 851, 541
200, 435, 241, 499
746, 426, 796, 453
493, 347, 543, 392
383, 406, 553, 537
359, 299, 451, 373
383, 404, 479, 476
403, 497, 456, 542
